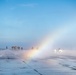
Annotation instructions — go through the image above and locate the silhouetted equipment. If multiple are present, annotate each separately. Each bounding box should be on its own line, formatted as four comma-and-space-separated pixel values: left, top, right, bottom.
21, 47, 23, 50
6, 46, 8, 49
18, 46, 20, 50
11, 46, 23, 50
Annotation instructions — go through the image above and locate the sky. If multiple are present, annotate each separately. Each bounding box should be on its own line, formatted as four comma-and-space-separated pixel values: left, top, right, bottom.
0, 0, 76, 49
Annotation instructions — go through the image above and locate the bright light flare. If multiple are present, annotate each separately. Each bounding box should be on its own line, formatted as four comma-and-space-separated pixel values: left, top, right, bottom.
54, 49, 63, 53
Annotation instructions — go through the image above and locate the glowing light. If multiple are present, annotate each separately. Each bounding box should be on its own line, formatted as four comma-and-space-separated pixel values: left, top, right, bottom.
54, 49, 63, 54
59, 49, 63, 53
54, 49, 57, 53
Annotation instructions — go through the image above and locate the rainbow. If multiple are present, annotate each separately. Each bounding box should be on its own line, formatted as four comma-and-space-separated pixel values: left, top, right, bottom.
23, 24, 71, 61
